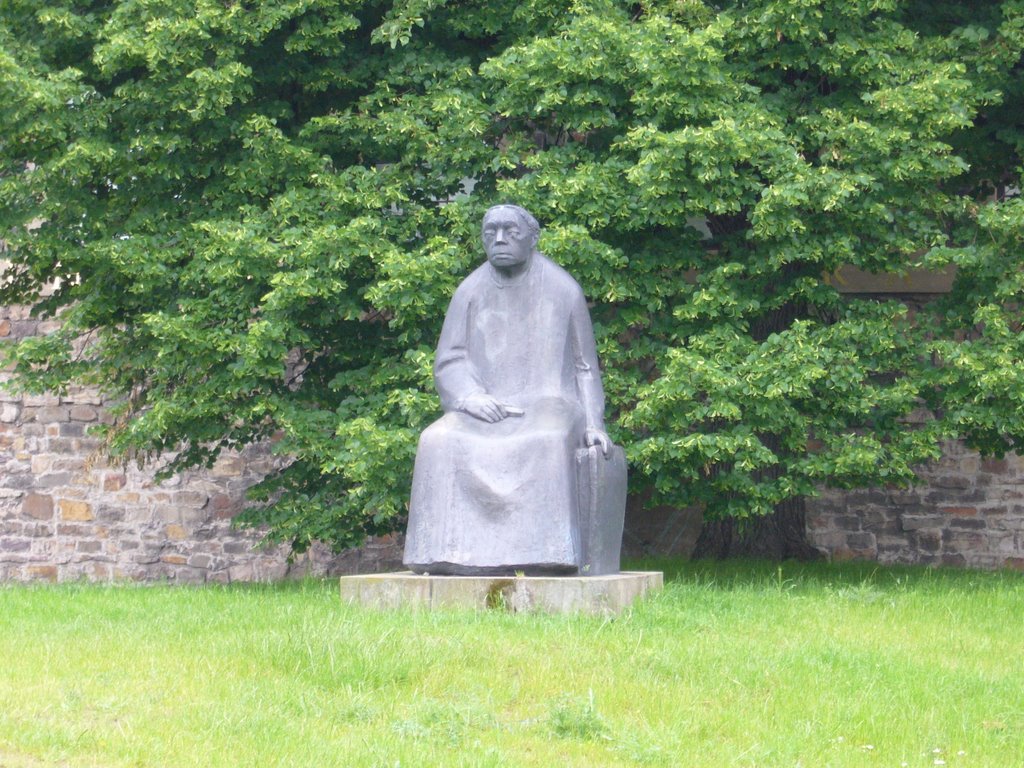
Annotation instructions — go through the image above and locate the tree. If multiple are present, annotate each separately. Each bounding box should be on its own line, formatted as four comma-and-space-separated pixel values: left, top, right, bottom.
2, 0, 1023, 556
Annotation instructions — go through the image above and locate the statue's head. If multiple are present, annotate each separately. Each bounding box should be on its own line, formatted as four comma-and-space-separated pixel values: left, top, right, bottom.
481, 204, 539, 273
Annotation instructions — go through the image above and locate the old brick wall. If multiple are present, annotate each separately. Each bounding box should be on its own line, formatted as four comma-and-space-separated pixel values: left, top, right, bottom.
0, 303, 404, 583
806, 440, 1024, 570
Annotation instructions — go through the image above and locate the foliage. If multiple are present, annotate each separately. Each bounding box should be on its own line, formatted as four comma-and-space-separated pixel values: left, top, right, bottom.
2, 0, 1023, 550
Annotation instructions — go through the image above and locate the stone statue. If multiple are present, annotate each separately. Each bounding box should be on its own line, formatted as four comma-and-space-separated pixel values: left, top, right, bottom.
403, 204, 627, 576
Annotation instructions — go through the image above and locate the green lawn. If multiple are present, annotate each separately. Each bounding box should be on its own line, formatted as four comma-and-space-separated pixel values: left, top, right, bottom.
1, 560, 1021, 767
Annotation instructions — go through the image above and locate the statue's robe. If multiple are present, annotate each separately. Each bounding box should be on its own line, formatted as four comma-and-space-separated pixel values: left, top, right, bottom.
403, 254, 606, 575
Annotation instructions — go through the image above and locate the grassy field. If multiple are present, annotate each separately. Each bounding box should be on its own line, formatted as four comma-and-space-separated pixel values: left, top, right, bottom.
0, 559, 1022, 768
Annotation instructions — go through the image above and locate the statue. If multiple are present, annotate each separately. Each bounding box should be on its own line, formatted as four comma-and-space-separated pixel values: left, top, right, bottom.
403, 204, 627, 576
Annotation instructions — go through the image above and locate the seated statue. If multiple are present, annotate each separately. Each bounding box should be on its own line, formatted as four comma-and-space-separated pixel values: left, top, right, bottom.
404, 204, 626, 576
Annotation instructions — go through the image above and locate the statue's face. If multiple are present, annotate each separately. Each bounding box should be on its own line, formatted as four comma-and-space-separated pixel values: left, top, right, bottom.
482, 209, 536, 270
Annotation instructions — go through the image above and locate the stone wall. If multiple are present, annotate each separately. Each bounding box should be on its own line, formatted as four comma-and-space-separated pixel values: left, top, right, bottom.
0, 303, 404, 583
807, 440, 1024, 570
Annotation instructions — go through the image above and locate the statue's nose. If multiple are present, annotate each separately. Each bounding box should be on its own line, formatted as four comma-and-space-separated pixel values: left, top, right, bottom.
494, 227, 508, 243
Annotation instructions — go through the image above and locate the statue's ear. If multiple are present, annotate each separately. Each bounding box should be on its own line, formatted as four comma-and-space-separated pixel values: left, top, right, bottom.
531, 231, 540, 249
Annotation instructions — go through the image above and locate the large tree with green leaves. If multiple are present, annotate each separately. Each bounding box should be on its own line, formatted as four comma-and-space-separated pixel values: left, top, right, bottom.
3, 0, 1023, 556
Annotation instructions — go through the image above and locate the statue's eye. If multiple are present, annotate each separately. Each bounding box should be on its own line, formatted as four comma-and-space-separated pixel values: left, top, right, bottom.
483, 224, 521, 240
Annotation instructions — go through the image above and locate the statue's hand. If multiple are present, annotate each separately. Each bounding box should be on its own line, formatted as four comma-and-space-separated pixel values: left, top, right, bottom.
585, 428, 612, 458
460, 393, 509, 423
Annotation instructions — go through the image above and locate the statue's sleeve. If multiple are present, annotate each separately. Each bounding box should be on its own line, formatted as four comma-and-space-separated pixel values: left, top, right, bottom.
569, 287, 607, 432
433, 283, 485, 412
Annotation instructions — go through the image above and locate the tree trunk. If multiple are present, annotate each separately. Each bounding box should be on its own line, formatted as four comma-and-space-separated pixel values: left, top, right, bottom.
691, 495, 823, 560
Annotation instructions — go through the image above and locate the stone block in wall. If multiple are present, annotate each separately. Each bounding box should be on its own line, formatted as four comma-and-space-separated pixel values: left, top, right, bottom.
844, 532, 877, 551
809, 530, 857, 551
980, 458, 1008, 474
957, 456, 981, 474
58, 499, 92, 522
889, 490, 924, 506
17, 423, 43, 438
68, 405, 98, 422
2, 470, 36, 492
49, 456, 90, 475
34, 472, 74, 489
222, 541, 252, 556
153, 506, 182, 524
995, 514, 1024, 532
987, 532, 1017, 555
876, 541, 915, 564
22, 393, 60, 407
58, 422, 88, 438
187, 525, 220, 542
188, 554, 213, 570
25, 565, 57, 582
57, 523, 92, 536
947, 516, 986, 530
860, 507, 901, 533
34, 406, 69, 423
828, 514, 865, 532
94, 505, 125, 523
924, 489, 986, 505
102, 473, 126, 491
940, 505, 978, 517
930, 474, 972, 490
208, 493, 237, 519
171, 491, 209, 509
131, 545, 164, 566
22, 493, 53, 520
211, 456, 245, 477
910, 529, 942, 553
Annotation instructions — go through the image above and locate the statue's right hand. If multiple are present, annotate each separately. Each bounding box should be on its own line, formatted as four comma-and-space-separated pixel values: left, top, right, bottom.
460, 393, 508, 423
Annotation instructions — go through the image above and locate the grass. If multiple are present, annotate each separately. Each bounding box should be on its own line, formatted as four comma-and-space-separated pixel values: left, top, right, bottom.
0, 559, 1022, 767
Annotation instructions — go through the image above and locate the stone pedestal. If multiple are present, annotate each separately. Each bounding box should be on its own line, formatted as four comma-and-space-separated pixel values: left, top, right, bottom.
339, 571, 663, 615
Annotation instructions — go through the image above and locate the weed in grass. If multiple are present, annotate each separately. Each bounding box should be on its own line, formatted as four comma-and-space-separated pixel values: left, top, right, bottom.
392, 701, 474, 745
547, 690, 608, 741
335, 695, 378, 724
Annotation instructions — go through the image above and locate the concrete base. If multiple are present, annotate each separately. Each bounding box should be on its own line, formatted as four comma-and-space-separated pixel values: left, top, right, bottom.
339, 571, 663, 615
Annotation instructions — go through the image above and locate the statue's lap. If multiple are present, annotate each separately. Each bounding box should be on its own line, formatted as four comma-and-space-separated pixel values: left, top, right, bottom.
406, 396, 584, 575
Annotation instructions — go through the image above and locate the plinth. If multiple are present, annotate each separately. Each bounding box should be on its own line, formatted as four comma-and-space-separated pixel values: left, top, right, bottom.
339, 571, 663, 615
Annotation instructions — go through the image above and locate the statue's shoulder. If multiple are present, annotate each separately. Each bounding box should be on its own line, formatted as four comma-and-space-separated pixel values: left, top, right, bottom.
537, 254, 585, 299
450, 263, 490, 301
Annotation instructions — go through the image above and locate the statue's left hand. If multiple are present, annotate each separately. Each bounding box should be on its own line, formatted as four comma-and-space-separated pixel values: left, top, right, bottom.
585, 428, 612, 458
